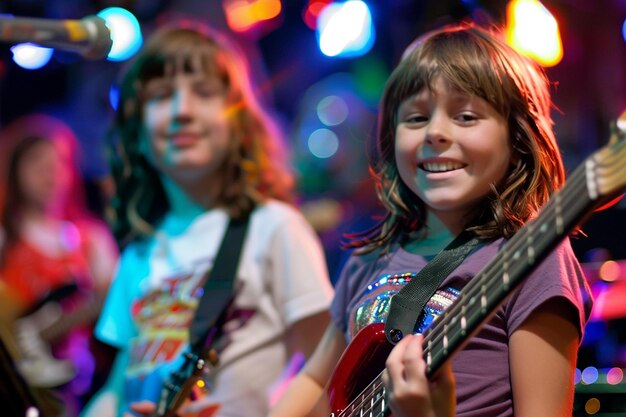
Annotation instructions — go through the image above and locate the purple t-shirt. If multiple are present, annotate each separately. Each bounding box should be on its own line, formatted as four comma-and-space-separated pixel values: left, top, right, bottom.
331, 237, 592, 417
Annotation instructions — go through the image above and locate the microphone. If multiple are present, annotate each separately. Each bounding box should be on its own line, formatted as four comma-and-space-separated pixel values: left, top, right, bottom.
0, 15, 113, 60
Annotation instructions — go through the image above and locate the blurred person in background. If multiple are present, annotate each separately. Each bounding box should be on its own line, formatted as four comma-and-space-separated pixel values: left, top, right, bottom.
0, 113, 119, 416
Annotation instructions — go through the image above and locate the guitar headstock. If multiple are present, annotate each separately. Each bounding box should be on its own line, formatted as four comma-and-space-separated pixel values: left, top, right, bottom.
587, 109, 626, 204
157, 351, 211, 417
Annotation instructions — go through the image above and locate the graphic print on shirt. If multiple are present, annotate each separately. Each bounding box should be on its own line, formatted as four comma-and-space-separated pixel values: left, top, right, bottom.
126, 264, 257, 387
349, 272, 460, 340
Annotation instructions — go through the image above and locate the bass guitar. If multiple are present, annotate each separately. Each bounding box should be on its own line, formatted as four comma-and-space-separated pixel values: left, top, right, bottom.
325, 111, 626, 417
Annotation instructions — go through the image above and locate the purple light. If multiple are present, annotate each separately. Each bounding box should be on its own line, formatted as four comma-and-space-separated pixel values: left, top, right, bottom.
581, 366, 599, 384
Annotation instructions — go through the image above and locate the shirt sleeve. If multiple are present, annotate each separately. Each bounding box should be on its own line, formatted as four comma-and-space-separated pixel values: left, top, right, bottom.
94, 244, 143, 349
330, 251, 380, 337
265, 205, 334, 326
503, 237, 593, 339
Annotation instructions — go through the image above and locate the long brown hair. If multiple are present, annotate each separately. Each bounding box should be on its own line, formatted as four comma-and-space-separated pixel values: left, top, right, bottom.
108, 22, 294, 245
350, 22, 565, 253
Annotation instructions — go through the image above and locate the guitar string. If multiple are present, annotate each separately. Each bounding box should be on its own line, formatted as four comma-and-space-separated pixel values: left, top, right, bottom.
338, 377, 387, 417
337, 157, 591, 417
335, 369, 388, 417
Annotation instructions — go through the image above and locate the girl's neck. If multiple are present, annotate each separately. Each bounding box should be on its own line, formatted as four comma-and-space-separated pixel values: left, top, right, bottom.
403, 212, 461, 256
160, 175, 212, 222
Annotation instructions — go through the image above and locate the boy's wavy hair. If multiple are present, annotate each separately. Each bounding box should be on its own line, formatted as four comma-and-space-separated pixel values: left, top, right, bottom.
108, 22, 294, 246
350, 22, 565, 253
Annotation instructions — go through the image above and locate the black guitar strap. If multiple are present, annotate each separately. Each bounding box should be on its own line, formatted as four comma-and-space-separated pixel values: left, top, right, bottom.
188, 214, 251, 354
384, 231, 481, 345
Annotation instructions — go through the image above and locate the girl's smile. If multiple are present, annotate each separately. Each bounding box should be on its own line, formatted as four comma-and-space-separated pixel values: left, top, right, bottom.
394, 77, 512, 228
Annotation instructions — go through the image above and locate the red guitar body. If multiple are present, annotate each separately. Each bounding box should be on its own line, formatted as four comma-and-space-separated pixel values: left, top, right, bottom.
326, 323, 392, 416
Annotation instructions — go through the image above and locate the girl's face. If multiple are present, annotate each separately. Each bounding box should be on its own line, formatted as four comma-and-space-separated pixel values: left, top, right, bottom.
141, 71, 232, 187
394, 77, 512, 227
17, 140, 72, 210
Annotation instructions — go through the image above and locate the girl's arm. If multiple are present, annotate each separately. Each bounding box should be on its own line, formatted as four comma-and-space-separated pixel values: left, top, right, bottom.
285, 311, 331, 359
269, 322, 347, 417
509, 298, 580, 417
268, 310, 330, 408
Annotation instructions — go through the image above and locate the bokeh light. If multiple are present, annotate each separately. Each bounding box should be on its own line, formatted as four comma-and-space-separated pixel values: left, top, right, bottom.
303, 0, 333, 29
308, 128, 340, 159
317, 95, 349, 126
97, 7, 142, 61
506, 0, 563, 67
581, 366, 599, 384
317, 0, 375, 58
10, 43, 53, 69
599, 260, 622, 282
606, 367, 624, 385
585, 397, 601, 415
224, 0, 282, 33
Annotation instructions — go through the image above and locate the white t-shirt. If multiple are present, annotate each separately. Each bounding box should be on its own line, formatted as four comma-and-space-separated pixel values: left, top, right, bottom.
96, 200, 334, 416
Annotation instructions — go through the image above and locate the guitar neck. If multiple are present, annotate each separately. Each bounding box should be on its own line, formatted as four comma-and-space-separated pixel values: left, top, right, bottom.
423, 137, 626, 377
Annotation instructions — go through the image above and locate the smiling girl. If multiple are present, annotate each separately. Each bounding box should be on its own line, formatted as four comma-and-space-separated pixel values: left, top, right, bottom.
270, 22, 592, 417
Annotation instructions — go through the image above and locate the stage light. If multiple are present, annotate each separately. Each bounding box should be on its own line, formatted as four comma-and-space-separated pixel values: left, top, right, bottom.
97, 7, 142, 62
223, 0, 282, 33
317, 0, 375, 58
506, 0, 563, 67
303, 0, 333, 30
10, 43, 53, 69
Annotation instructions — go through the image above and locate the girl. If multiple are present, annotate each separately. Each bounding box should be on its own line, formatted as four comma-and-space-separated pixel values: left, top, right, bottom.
270, 22, 592, 417
0, 114, 119, 416
82, 22, 334, 417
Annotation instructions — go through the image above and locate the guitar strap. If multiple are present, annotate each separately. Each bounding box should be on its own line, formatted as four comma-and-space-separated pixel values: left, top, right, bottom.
188, 213, 251, 354
384, 231, 481, 345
